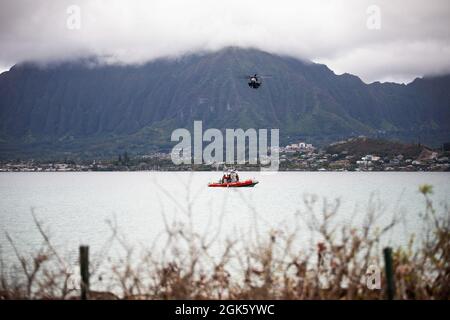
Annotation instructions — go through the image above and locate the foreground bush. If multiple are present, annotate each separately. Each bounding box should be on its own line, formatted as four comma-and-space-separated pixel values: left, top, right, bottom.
0, 185, 448, 300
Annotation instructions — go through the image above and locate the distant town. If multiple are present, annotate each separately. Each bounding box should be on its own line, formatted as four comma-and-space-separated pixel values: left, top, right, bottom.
1, 137, 449, 172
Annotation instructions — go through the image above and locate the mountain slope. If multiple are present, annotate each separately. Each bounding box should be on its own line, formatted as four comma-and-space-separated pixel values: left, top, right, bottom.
0, 47, 449, 158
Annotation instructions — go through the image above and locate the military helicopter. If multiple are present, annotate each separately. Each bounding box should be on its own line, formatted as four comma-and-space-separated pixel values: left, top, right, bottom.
245, 74, 272, 89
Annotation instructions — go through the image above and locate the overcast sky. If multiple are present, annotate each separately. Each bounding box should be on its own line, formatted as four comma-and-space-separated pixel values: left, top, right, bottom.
1, 0, 449, 83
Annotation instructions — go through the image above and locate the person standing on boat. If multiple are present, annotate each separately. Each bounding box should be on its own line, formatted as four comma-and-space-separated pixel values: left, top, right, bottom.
230, 170, 239, 182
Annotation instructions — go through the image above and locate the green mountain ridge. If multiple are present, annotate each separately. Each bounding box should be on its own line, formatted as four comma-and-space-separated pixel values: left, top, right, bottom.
0, 47, 449, 159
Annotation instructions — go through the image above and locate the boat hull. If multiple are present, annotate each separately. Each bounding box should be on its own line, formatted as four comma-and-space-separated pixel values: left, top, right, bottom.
208, 179, 258, 188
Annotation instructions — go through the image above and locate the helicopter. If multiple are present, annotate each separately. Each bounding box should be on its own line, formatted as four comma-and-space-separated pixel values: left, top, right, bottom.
245, 74, 272, 89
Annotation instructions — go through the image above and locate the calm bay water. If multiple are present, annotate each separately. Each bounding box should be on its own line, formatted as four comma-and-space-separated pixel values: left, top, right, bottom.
0, 172, 449, 264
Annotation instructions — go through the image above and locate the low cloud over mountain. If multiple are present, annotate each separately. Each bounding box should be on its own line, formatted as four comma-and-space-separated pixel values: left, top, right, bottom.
1, 0, 450, 83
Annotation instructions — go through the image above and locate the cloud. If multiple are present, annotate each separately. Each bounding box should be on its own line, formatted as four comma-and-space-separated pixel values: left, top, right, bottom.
0, 0, 449, 83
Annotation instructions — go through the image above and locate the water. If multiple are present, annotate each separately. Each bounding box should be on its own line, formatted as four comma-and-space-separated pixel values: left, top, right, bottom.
0, 172, 449, 265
